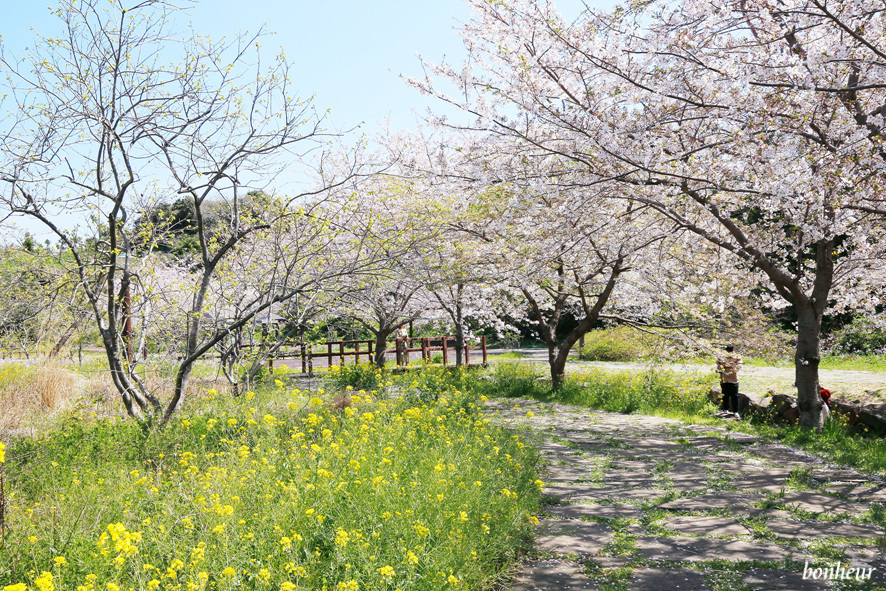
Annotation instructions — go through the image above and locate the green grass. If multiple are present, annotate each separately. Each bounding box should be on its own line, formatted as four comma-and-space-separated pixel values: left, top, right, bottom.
739, 417, 886, 476
0, 370, 542, 591
820, 355, 886, 372
491, 351, 527, 360
685, 355, 793, 368
472, 363, 716, 417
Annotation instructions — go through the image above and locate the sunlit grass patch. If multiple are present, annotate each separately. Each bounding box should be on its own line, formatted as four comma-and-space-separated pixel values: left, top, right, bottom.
469, 363, 715, 418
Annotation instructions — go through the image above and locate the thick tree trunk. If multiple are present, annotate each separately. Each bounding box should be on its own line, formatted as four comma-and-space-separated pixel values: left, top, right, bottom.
795, 300, 824, 430
549, 344, 569, 390
167, 364, 193, 422
373, 330, 390, 368
454, 301, 464, 367
793, 239, 833, 430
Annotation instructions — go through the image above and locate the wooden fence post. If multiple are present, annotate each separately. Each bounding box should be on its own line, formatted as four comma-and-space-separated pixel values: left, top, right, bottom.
308, 348, 314, 378
442, 337, 449, 366
482, 335, 488, 366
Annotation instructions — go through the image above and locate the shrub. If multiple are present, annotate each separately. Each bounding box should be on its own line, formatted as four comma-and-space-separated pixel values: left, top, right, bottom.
578, 327, 643, 361
481, 363, 550, 400
323, 362, 388, 392
826, 318, 886, 355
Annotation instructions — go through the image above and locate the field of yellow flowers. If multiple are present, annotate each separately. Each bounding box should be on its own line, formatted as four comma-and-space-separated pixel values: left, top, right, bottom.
0, 368, 542, 590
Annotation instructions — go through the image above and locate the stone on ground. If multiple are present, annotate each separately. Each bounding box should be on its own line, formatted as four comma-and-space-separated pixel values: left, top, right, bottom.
657, 491, 764, 511
488, 398, 883, 591
546, 484, 665, 501
511, 560, 597, 591
635, 536, 798, 562
535, 519, 612, 555
778, 491, 869, 515
765, 519, 884, 540
545, 503, 643, 520
742, 569, 832, 590
662, 516, 750, 537
628, 568, 712, 591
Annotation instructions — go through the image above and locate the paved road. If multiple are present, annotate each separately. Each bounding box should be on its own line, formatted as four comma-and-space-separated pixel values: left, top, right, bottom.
485, 399, 886, 590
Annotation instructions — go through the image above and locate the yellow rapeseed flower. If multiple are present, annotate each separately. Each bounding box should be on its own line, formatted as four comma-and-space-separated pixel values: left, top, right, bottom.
0, 441, 6, 463
34, 572, 53, 591
334, 528, 350, 547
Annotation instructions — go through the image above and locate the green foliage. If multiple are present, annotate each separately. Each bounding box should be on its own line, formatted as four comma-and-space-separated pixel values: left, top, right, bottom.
1, 383, 541, 591
323, 362, 389, 392
578, 327, 643, 361
480, 363, 550, 400
827, 318, 886, 356
0, 361, 30, 388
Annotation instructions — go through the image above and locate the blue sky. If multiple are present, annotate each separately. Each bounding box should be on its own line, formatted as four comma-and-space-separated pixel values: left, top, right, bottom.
1, 0, 616, 238
3, 0, 612, 132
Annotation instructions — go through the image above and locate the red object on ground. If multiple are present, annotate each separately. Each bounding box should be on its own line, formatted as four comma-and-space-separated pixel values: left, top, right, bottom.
820, 387, 831, 407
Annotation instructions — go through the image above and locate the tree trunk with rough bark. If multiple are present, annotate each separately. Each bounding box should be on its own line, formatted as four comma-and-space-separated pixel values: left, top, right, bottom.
795, 299, 824, 430
373, 330, 392, 368
454, 300, 465, 367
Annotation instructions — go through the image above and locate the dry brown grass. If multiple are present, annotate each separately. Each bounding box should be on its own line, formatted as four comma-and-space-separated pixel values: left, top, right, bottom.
0, 358, 253, 434
0, 360, 85, 433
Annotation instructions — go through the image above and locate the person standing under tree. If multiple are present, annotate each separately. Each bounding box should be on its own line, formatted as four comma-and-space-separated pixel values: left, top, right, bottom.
717, 344, 742, 417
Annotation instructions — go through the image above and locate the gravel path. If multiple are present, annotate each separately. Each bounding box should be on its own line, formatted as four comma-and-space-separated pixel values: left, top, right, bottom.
485, 398, 886, 590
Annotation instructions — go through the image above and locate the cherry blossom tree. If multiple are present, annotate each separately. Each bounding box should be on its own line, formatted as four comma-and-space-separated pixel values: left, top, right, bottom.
390, 132, 514, 365
412, 0, 886, 427
465, 175, 667, 387
332, 177, 439, 367
392, 128, 676, 384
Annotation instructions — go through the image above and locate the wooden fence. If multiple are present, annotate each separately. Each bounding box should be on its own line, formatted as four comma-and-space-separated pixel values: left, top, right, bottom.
247, 335, 487, 375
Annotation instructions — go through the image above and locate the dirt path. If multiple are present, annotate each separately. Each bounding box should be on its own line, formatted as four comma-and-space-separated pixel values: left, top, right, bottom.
485, 398, 886, 590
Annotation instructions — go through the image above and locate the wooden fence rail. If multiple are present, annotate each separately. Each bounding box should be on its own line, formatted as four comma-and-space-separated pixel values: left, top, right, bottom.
242, 335, 487, 375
